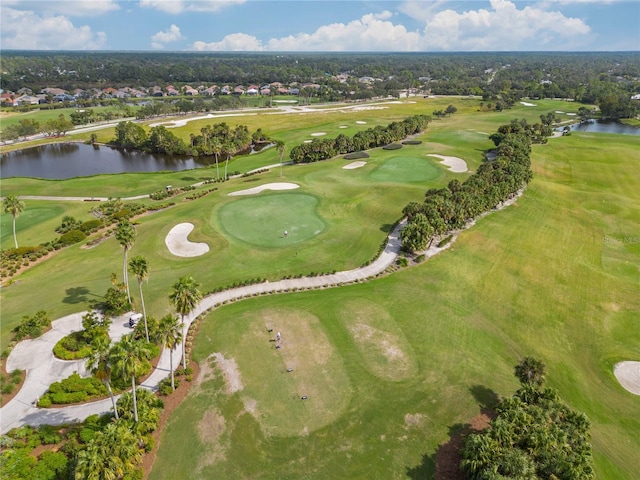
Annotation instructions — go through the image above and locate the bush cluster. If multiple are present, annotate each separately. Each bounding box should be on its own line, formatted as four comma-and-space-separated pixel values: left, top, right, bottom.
343, 151, 369, 160
11, 311, 51, 342
382, 143, 402, 150
38, 373, 108, 407
185, 187, 217, 200
0, 369, 23, 398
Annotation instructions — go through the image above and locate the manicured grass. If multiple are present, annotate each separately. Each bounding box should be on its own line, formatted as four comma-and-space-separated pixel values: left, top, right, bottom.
219, 193, 326, 247
369, 155, 442, 183
150, 130, 640, 479
0, 201, 93, 250
2, 99, 636, 478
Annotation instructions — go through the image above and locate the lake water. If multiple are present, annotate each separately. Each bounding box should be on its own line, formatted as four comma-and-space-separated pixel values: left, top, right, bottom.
0, 143, 216, 179
563, 120, 640, 135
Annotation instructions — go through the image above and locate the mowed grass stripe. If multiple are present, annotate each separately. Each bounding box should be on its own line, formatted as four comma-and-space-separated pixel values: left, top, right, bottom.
150, 132, 639, 479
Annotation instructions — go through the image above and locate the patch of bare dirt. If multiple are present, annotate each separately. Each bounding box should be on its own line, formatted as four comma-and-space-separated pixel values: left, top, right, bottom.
435, 411, 494, 480
404, 413, 425, 427
212, 352, 243, 394
198, 409, 226, 444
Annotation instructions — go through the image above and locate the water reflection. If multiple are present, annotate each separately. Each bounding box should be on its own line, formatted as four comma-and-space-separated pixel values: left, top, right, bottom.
1, 143, 216, 179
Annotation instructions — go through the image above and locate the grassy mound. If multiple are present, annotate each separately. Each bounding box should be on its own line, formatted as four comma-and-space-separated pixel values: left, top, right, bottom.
218, 193, 326, 247
369, 156, 442, 183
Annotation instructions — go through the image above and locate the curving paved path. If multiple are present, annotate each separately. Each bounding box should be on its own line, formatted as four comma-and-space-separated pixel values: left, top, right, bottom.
0, 221, 405, 434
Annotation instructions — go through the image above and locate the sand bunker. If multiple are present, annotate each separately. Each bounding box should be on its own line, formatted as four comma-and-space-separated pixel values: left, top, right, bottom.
520, 102, 537, 107
339, 125, 348, 129
228, 182, 299, 196
343, 161, 367, 170
428, 154, 468, 173
165, 223, 210, 257
356, 120, 367, 125
303, 140, 313, 143
614, 361, 640, 395
567, 113, 577, 116
311, 132, 326, 137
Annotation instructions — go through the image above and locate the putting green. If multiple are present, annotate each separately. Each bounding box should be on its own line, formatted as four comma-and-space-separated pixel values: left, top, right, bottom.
369, 156, 441, 183
218, 193, 326, 247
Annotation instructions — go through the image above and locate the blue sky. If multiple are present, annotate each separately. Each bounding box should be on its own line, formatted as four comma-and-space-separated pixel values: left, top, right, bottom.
1, 0, 639, 51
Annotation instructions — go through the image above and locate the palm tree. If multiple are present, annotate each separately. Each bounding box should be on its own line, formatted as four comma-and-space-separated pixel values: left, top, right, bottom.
129, 255, 149, 342
86, 335, 119, 420
157, 314, 182, 390
514, 356, 546, 387
276, 140, 286, 178
115, 220, 136, 305
210, 136, 222, 180
169, 276, 202, 368
74, 423, 142, 480
111, 334, 152, 423
3, 194, 25, 248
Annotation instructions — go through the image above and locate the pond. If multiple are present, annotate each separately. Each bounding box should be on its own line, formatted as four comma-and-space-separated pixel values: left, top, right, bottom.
0, 143, 217, 180
563, 120, 640, 135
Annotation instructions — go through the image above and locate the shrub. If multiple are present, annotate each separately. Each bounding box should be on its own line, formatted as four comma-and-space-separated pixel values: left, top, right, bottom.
344, 151, 370, 160
79, 219, 102, 233
2, 246, 41, 258
382, 143, 402, 150
39, 373, 108, 406
437, 235, 453, 248
396, 257, 409, 267
58, 229, 86, 246
37, 396, 52, 408
12, 311, 51, 341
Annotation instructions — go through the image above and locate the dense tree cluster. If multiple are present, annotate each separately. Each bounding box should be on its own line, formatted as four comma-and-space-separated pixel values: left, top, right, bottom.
110, 120, 258, 174
460, 358, 594, 479
289, 114, 431, 163
401, 122, 534, 253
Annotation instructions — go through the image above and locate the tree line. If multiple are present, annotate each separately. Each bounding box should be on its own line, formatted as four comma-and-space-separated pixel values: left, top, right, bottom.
401, 120, 534, 253
289, 114, 431, 164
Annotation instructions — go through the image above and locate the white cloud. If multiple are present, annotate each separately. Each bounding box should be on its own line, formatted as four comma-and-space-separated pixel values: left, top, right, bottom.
0, 7, 107, 49
2, 0, 119, 17
421, 0, 591, 50
140, 0, 245, 14
151, 24, 184, 49
192, 33, 265, 51
187, 2, 591, 52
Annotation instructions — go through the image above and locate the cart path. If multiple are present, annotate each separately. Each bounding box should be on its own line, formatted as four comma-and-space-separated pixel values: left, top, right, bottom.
0, 220, 405, 434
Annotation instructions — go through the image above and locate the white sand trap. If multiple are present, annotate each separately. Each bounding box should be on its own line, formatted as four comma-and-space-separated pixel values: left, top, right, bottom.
165, 223, 209, 257
356, 120, 367, 125
228, 182, 299, 196
555, 111, 565, 114
520, 102, 537, 107
614, 361, 640, 395
567, 113, 577, 116
339, 125, 349, 129
303, 140, 313, 143
428, 154, 468, 173
311, 132, 326, 137
343, 161, 367, 170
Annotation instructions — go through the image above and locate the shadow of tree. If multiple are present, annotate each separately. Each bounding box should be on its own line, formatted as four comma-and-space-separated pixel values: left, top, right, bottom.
63, 287, 91, 304
405, 452, 436, 479
380, 223, 394, 233
406, 386, 499, 480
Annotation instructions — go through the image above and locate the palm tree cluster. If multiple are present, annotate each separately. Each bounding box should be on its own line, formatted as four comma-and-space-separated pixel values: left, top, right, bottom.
460, 358, 594, 479
289, 114, 431, 164
401, 124, 533, 253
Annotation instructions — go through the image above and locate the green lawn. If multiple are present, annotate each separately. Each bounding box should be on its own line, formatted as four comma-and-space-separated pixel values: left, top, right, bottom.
149, 131, 640, 479
1, 99, 636, 478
